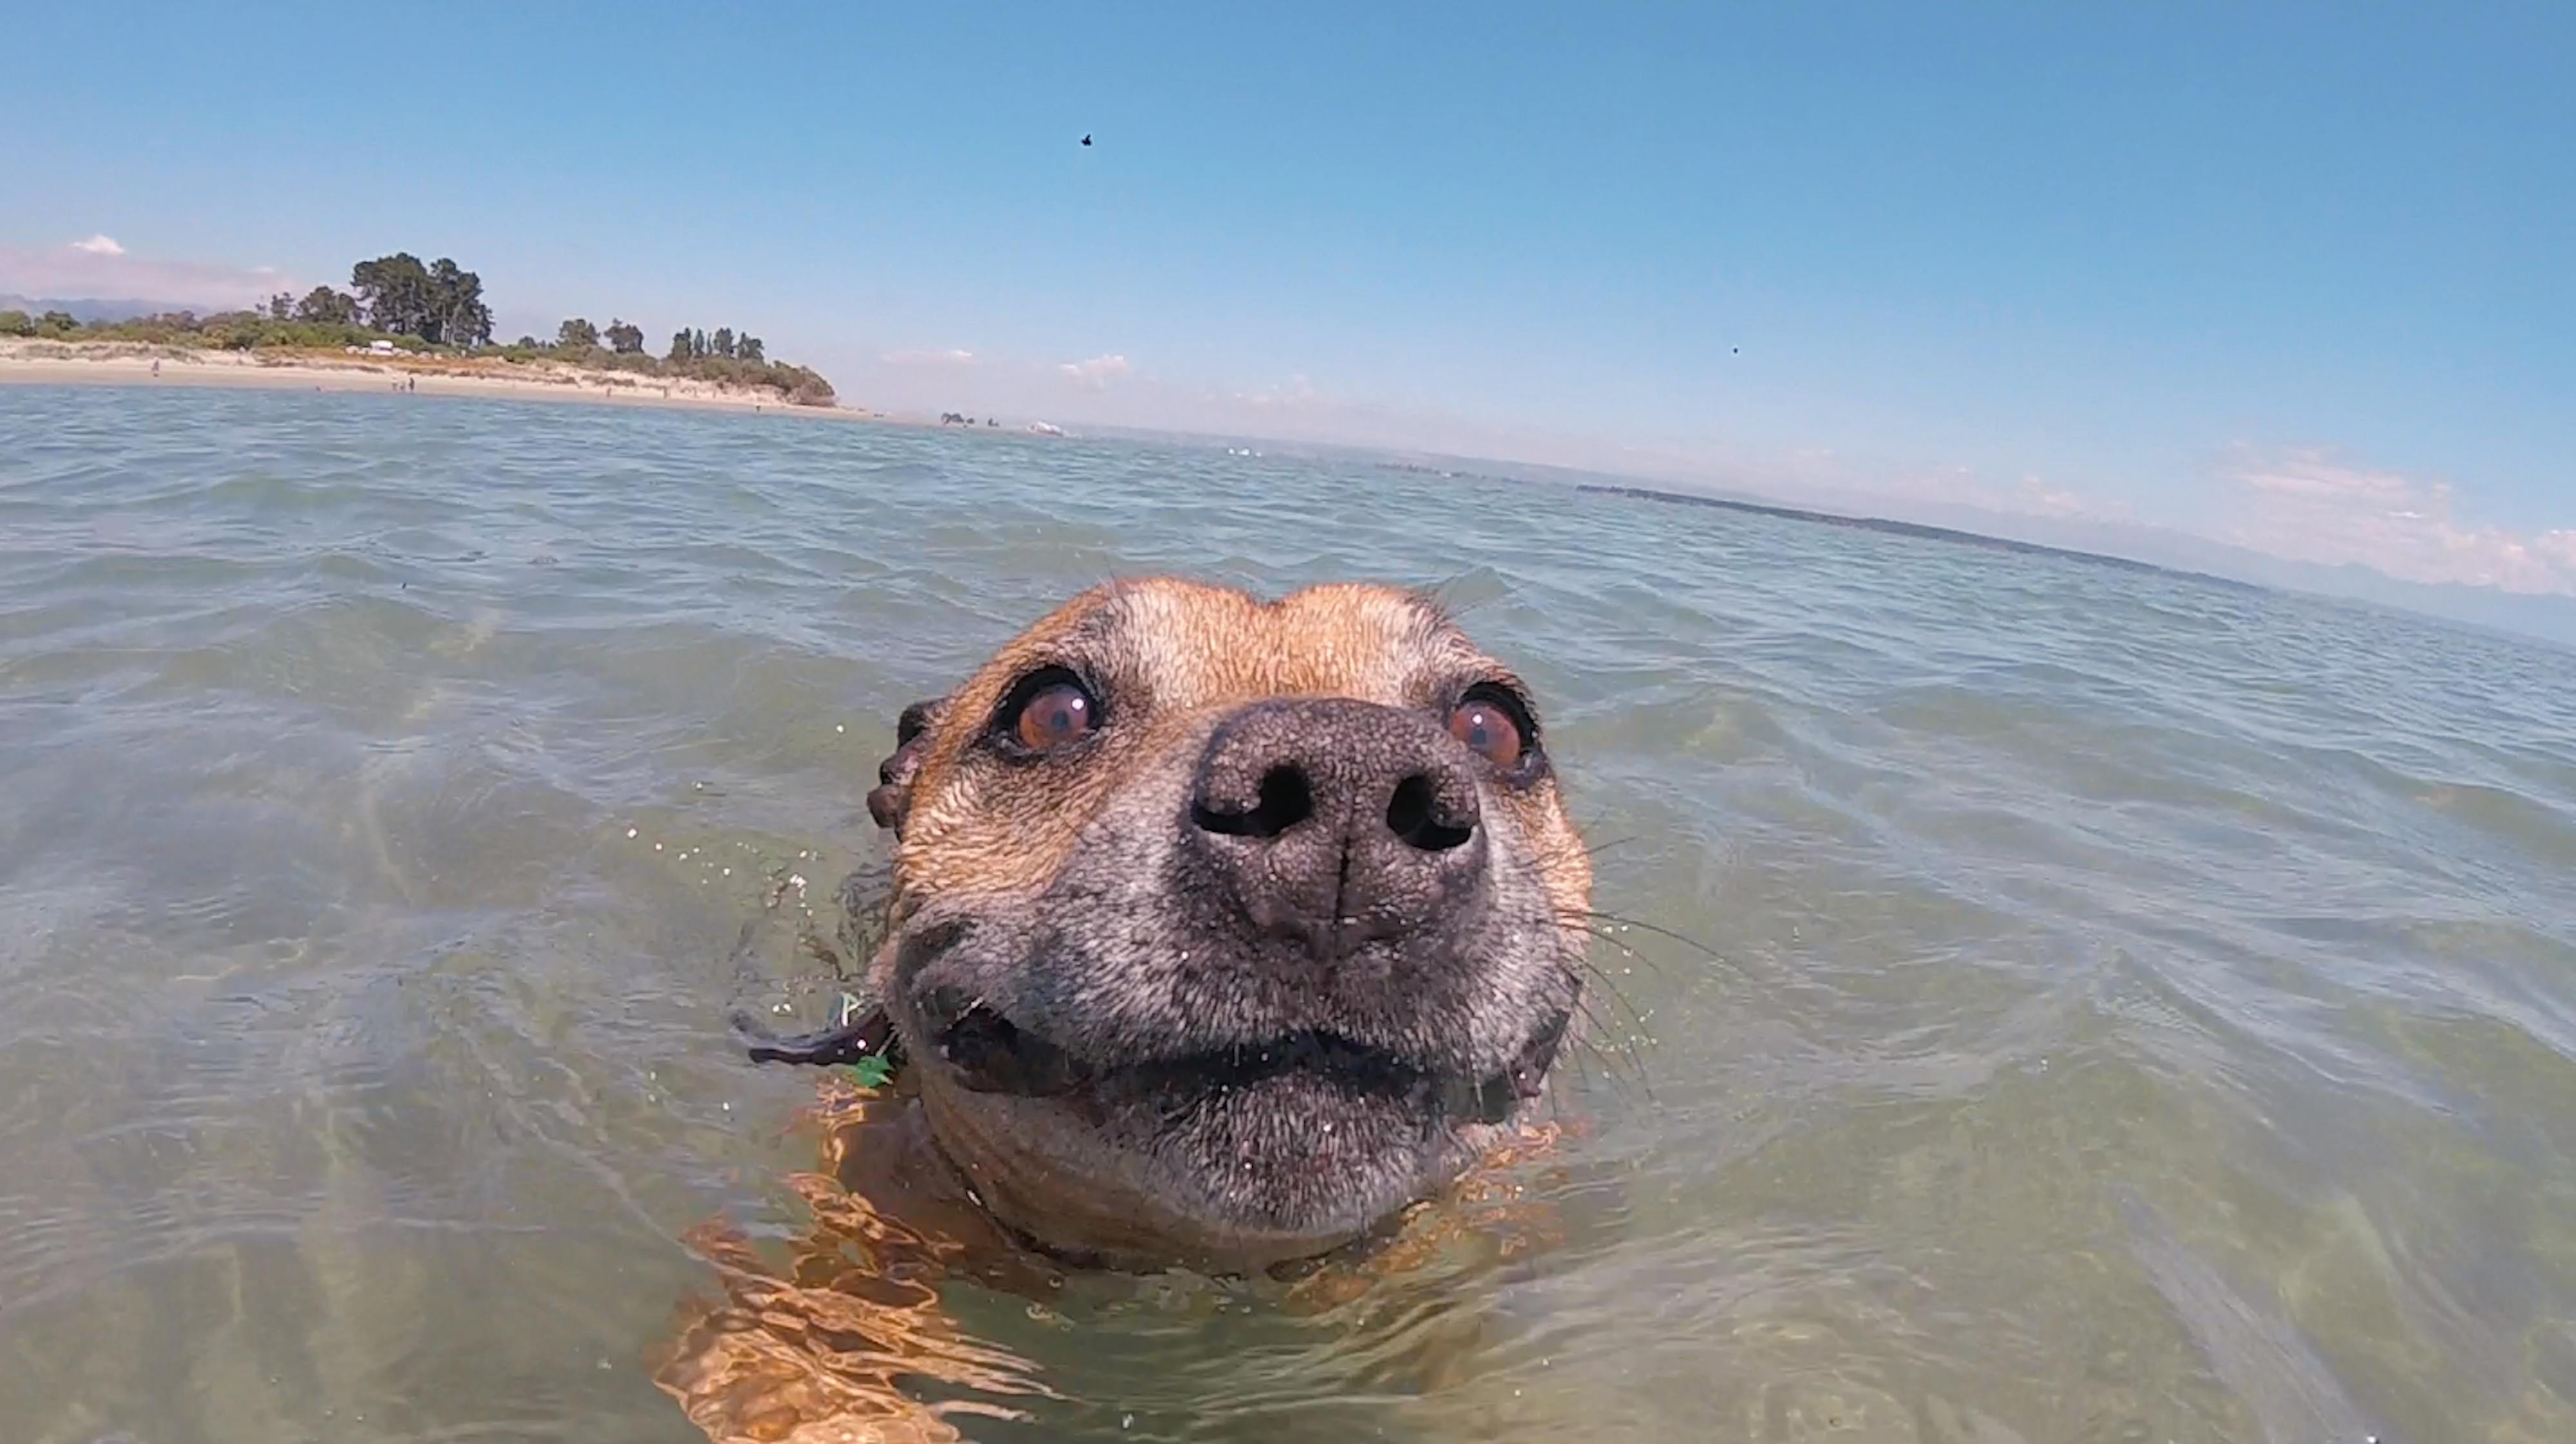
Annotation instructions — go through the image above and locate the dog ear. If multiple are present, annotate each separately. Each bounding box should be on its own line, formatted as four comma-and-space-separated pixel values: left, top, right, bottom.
864, 698, 947, 835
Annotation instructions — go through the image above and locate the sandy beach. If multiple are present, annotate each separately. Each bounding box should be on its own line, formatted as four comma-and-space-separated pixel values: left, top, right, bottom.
0, 338, 870, 417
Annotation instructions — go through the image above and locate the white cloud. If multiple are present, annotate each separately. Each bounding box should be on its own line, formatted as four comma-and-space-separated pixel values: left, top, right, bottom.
0, 239, 288, 310
1832, 459, 2131, 525
2222, 444, 2576, 596
1235, 373, 1320, 410
1057, 353, 1132, 388
1999, 478, 2081, 517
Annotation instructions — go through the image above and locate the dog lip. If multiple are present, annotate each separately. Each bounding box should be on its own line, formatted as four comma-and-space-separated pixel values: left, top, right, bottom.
1499, 1005, 1569, 1101
1121, 1025, 1558, 1127
1130, 1030, 1424, 1096
922, 989, 1573, 1126
929, 997, 1086, 1096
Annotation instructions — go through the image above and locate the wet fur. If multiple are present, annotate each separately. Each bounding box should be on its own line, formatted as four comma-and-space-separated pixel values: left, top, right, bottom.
875, 580, 1590, 1269
671, 577, 1596, 1438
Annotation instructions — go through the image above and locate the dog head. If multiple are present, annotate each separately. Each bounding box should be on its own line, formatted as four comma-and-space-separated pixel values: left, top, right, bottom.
866, 578, 1591, 1271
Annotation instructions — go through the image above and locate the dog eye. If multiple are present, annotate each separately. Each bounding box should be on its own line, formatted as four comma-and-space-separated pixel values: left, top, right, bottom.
1448, 695, 1526, 770
1010, 680, 1098, 753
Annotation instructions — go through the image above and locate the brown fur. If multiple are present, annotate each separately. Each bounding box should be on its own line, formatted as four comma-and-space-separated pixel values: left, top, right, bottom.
896, 580, 1584, 918
661, 578, 1595, 1440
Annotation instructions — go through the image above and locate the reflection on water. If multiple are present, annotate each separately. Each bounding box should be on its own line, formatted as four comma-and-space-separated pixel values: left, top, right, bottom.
2, 385, 2573, 1442
656, 1083, 1056, 1444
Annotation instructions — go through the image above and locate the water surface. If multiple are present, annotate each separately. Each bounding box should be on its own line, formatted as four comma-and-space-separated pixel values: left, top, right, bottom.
4, 386, 2573, 1442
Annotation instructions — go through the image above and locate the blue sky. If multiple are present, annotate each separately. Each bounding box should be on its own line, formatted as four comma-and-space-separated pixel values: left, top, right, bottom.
6, 3, 2572, 593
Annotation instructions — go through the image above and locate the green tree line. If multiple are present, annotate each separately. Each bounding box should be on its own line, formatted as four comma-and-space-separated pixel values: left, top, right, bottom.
0, 303, 398, 353
491, 314, 830, 404
1, 251, 835, 405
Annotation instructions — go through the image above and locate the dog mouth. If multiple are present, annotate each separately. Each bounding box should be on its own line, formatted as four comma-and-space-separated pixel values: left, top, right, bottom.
920, 987, 1569, 1127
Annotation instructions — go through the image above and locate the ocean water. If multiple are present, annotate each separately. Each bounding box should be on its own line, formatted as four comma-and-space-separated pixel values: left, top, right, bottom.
3, 385, 2573, 1444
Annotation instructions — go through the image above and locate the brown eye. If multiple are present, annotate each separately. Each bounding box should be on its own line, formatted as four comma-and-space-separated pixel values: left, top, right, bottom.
1012, 681, 1097, 753
1448, 696, 1525, 770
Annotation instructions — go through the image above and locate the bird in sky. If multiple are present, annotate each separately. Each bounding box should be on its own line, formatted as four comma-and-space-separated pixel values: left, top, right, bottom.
1081, 134, 1093, 146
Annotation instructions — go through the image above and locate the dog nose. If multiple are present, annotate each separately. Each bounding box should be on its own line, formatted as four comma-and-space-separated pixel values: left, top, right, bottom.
1188, 698, 1487, 960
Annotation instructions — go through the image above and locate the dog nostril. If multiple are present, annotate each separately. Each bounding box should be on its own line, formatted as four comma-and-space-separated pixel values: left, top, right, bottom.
1385, 773, 1474, 852
1193, 763, 1315, 840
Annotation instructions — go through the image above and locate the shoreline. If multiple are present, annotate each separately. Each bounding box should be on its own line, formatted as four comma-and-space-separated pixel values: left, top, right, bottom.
0, 339, 874, 419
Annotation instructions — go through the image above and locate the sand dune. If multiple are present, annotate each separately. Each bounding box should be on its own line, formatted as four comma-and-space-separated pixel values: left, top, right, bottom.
0, 338, 867, 417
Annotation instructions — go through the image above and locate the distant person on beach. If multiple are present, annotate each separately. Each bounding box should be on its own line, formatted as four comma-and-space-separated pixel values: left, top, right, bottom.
151, 359, 160, 377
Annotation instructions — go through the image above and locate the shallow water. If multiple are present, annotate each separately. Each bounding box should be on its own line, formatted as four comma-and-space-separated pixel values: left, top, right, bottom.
3, 385, 2572, 1443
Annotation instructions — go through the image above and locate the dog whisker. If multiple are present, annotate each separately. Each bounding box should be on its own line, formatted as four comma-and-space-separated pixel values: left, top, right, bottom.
1556, 980, 1659, 1083
1569, 929, 1666, 1081
1563, 993, 1653, 1100
1577, 907, 1722, 963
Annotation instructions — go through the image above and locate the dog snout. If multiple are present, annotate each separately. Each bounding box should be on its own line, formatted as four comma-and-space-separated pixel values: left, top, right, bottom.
1187, 698, 1487, 961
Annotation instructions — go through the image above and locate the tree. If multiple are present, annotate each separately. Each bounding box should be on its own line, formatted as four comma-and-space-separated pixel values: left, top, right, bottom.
428, 258, 491, 348
37, 310, 79, 336
294, 285, 360, 325
712, 327, 735, 359
668, 329, 692, 363
0, 310, 32, 336
692, 328, 707, 359
737, 334, 764, 363
267, 292, 294, 322
515, 335, 540, 350
556, 317, 600, 350
351, 253, 435, 337
348, 254, 488, 345
604, 318, 645, 354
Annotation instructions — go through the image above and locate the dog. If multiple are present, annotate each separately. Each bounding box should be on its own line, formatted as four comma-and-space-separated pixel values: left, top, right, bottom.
662, 577, 1596, 1439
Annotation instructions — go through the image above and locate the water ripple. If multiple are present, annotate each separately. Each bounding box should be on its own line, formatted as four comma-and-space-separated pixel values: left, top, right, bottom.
0, 385, 2571, 1442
